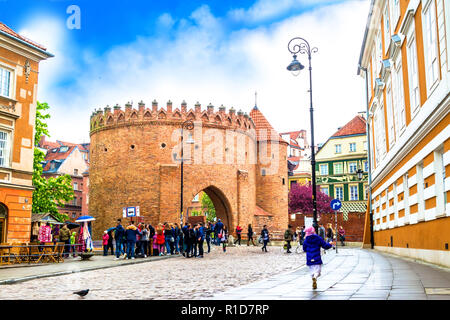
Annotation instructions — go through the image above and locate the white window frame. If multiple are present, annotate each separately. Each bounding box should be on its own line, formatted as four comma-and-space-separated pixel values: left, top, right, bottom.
335, 186, 344, 201
0, 64, 15, 100
334, 162, 343, 175
350, 184, 359, 201
383, 2, 391, 54
320, 186, 329, 196
374, 103, 387, 165
349, 142, 356, 152
73, 182, 78, 191
319, 164, 328, 176
335, 144, 342, 154
349, 161, 358, 174
422, 0, 439, 94
0, 130, 11, 168
406, 19, 421, 119
393, 56, 406, 135
390, 0, 400, 34
386, 79, 396, 148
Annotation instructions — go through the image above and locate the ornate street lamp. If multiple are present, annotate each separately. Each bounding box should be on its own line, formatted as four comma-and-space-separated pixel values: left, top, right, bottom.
356, 168, 364, 180
287, 37, 319, 233
180, 120, 194, 226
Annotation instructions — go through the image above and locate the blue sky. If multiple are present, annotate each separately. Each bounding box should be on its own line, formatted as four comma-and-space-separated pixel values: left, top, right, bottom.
0, 0, 370, 143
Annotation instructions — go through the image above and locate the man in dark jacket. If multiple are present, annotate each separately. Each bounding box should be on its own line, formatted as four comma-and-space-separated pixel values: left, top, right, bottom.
114, 219, 126, 260
125, 222, 141, 259
196, 223, 205, 258
284, 225, 294, 253
59, 224, 71, 258
214, 219, 224, 245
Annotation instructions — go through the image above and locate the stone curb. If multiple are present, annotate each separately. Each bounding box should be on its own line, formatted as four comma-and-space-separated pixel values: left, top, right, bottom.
0, 254, 179, 285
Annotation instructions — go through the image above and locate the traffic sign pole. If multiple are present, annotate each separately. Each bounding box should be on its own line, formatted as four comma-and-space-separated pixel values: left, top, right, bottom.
335, 210, 338, 254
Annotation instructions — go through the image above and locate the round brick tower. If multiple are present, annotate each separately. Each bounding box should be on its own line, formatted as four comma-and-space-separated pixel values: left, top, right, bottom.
89, 101, 288, 239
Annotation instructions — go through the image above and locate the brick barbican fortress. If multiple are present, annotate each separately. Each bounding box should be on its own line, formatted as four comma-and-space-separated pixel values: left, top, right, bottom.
89, 100, 289, 240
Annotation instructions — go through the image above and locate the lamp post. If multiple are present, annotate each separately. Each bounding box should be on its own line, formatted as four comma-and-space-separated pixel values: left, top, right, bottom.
180, 120, 194, 226
287, 37, 318, 232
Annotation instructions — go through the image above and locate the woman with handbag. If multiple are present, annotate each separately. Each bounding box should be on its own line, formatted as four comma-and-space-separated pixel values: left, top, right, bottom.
219, 225, 228, 252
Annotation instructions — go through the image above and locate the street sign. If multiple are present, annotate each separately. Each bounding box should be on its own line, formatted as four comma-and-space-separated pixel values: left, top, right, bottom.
122, 206, 140, 218
330, 199, 342, 211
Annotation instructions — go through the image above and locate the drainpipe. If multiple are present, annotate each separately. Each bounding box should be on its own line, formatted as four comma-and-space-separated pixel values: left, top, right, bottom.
359, 65, 374, 249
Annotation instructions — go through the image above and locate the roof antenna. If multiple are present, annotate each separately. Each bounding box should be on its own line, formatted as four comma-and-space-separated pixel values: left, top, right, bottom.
253, 91, 258, 110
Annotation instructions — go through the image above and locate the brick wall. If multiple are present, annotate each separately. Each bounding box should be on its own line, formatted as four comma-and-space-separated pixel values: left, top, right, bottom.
89, 103, 288, 240
289, 211, 366, 242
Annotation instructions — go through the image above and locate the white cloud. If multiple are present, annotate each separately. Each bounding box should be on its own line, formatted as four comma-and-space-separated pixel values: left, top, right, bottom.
33, 0, 370, 145
228, 0, 345, 23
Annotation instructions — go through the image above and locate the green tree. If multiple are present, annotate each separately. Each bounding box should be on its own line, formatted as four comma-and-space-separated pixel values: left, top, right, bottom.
201, 193, 216, 222
32, 101, 74, 222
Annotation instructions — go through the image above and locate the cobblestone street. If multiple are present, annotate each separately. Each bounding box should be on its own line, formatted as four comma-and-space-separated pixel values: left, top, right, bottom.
0, 245, 306, 300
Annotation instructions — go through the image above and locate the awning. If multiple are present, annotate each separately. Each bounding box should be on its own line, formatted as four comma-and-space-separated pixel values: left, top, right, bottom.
341, 201, 367, 214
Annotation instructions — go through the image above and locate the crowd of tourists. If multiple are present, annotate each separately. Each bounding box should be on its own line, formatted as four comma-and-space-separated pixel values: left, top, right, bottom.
102, 219, 283, 259
106, 218, 241, 260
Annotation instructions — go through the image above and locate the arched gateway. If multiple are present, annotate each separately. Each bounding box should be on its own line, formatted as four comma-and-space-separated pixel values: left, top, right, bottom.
89, 101, 289, 240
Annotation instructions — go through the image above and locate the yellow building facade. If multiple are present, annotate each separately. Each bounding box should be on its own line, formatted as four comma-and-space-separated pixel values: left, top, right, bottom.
358, 0, 450, 267
0, 23, 52, 243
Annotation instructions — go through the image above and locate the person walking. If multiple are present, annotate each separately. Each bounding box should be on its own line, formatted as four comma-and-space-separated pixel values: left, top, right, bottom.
247, 224, 256, 246
59, 223, 71, 258
164, 223, 175, 255
326, 223, 334, 243
302, 226, 332, 289
156, 224, 165, 256
152, 233, 159, 256
187, 224, 196, 258
192, 224, 199, 257
261, 225, 270, 252
125, 222, 141, 259
284, 224, 294, 253
300, 226, 306, 245
205, 222, 213, 253
318, 224, 326, 240
338, 226, 346, 246
214, 219, 224, 245
234, 225, 242, 245
140, 224, 149, 257
70, 231, 77, 257
102, 231, 110, 256
219, 225, 228, 252
147, 224, 155, 256
173, 223, 181, 254
196, 222, 205, 258
114, 219, 126, 260
106, 229, 114, 255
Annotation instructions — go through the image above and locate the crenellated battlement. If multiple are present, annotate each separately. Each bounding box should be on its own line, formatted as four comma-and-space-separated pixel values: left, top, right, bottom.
89, 100, 256, 134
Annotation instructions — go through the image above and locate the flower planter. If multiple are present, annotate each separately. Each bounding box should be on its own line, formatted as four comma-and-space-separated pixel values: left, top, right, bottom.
80, 252, 94, 261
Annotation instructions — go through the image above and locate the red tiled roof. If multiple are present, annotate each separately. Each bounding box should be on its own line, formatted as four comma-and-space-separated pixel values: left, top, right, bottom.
42, 146, 76, 171
331, 115, 366, 138
254, 206, 273, 216
0, 22, 47, 51
249, 107, 285, 143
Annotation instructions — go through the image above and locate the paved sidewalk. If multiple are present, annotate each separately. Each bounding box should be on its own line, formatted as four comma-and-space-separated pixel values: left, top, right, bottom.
211, 248, 450, 300
0, 254, 175, 285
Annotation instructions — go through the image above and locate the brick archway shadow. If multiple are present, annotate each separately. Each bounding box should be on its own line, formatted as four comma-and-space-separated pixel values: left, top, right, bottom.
200, 185, 232, 228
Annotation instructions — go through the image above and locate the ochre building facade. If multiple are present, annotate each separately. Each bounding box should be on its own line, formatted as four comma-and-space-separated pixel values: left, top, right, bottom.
89, 102, 289, 240
0, 23, 52, 243
358, 0, 450, 267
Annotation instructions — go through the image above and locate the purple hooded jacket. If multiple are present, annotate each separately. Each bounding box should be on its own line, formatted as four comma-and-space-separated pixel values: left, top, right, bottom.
302, 234, 332, 265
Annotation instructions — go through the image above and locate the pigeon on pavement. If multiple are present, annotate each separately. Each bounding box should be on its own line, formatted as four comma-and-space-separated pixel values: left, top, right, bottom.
73, 289, 89, 297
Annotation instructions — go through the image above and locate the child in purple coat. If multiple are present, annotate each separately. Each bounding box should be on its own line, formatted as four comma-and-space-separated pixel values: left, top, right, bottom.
302, 226, 332, 289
